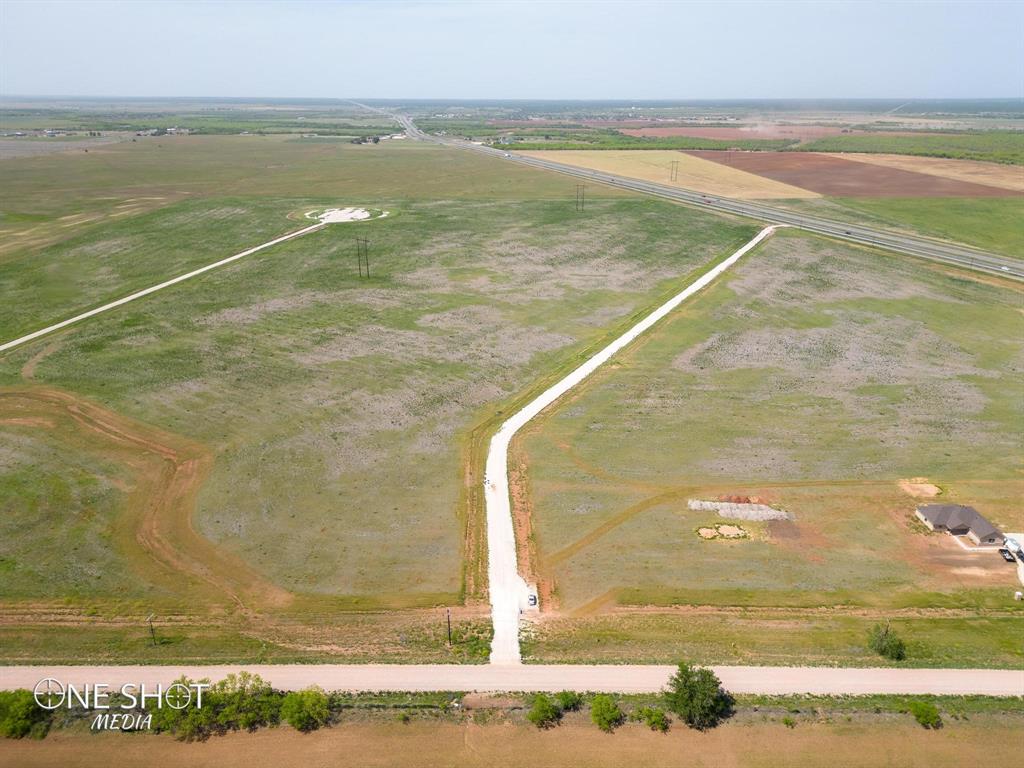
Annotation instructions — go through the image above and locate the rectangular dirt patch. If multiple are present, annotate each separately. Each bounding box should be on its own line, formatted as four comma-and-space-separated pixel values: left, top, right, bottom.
685, 150, 1021, 197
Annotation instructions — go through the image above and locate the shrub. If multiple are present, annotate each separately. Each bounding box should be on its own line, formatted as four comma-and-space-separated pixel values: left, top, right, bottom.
526, 694, 561, 729
150, 676, 217, 741
908, 701, 942, 729
590, 695, 625, 733
555, 691, 583, 712
868, 623, 907, 661
631, 706, 670, 733
782, 716, 797, 729
210, 672, 280, 732
151, 673, 279, 741
0, 690, 50, 739
281, 687, 330, 732
664, 662, 733, 730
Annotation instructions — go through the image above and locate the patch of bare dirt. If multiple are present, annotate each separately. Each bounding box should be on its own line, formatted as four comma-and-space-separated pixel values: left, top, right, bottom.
899, 478, 942, 498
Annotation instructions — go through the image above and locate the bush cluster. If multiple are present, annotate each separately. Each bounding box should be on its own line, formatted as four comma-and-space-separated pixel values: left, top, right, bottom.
151, 673, 328, 741
908, 701, 942, 729
0, 690, 51, 739
868, 623, 907, 661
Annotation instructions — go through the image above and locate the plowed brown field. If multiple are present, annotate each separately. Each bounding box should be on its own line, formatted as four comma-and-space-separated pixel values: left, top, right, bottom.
685, 150, 1021, 197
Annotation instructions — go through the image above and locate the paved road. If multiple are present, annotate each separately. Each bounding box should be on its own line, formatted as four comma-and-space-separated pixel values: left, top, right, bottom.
483, 227, 778, 664
4, 664, 1022, 695
396, 114, 1023, 280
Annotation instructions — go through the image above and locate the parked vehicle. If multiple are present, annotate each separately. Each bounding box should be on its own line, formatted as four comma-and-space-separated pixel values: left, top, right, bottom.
999, 548, 1016, 563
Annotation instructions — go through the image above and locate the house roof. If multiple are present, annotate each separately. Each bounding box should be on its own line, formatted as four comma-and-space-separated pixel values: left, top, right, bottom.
918, 504, 1002, 539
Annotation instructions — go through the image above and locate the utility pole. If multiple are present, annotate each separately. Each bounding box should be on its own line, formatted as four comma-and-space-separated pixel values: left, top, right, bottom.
669, 159, 679, 182
575, 184, 585, 212
356, 238, 369, 278
146, 613, 157, 647
446, 608, 453, 647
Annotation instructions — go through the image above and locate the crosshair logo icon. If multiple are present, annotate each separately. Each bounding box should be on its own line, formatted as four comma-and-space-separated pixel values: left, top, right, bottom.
33, 678, 65, 710
164, 683, 193, 710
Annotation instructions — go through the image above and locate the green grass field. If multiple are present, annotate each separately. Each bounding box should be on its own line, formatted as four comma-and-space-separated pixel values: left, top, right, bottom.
796, 131, 1024, 164
780, 196, 1024, 257
519, 230, 1023, 663
0, 136, 760, 661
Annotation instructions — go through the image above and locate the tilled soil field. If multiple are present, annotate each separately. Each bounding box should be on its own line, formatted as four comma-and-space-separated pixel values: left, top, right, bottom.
686, 150, 1021, 197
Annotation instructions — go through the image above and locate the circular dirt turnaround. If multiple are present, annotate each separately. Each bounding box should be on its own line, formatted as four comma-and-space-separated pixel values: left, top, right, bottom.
304, 206, 388, 223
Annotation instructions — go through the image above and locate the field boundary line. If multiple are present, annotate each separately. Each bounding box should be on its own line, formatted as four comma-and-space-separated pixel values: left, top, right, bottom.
0, 221, 327, 354
484, 226, 778, 665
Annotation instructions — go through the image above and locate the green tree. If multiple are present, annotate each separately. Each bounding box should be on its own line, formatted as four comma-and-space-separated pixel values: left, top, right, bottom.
555, 691, 583, 712
281, 687, 330, 732
210, 672, 280, 732
526, 694, 561, 729
868, 622, 907, 661
590, 695, 624, 733
664, 662, 732, 730
908, 701, 942, 729
0, 690, 50, 739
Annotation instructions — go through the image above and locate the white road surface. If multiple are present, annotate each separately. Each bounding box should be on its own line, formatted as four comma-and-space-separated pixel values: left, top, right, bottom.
3, 664, 1021, 696
484, 226, 778, 664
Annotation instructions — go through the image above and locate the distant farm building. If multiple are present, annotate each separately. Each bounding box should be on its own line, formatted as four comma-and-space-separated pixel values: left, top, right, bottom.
915, 504, 1004, 546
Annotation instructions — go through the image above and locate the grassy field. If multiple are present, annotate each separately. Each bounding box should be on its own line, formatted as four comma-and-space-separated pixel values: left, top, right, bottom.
0, 136, 760, 661
796, 131, 1024, 164
829, 197, 1023, 257
518, 229, 1023, 663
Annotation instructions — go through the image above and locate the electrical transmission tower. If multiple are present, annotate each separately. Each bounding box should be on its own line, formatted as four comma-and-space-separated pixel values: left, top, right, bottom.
356, 238, 369, 278
669, 159, 679, 182
575, 184, 585, 212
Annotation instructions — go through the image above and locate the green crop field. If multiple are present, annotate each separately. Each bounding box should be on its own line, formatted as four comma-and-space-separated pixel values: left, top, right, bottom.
0, 136, 759, 663
518, 229, 1023, 665
796, 131, 1024, 165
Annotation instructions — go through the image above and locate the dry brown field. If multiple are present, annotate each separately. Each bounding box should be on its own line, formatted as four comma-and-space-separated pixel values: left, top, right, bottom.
2, 718, 1014, 768
686, 150, 1021, 197
832, 152, 1024, 192
519, 150, 818, 199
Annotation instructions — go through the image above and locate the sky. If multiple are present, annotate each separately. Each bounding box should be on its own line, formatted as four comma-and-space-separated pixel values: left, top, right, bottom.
1, 0, 1021, 99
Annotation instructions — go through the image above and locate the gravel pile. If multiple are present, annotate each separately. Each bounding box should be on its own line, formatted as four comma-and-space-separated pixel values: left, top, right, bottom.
688, 499, 791, 521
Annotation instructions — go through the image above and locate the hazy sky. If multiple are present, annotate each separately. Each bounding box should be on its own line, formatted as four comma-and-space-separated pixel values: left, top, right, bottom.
1, 0, 1021, 99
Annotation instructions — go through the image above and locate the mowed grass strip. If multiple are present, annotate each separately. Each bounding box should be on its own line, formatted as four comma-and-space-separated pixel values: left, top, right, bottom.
520, 230, 1023, 625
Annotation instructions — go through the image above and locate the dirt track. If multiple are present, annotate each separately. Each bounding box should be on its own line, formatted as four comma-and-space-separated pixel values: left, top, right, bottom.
686, 150, 1021, 197
2, 663, 1021, 695
0, 387, 291, 610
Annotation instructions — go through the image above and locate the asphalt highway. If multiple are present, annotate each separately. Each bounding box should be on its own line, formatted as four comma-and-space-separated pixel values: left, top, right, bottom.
395, 114, 1022, 280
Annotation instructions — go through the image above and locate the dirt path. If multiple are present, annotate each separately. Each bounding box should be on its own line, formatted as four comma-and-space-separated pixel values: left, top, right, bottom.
2, 663, 1020, 695
0, 387, 291, 610
0, 221, 327, 354
483, 228, 777, 664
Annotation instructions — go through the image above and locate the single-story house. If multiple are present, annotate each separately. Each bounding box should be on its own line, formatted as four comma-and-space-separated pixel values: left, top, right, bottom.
915, 504, 1004, 546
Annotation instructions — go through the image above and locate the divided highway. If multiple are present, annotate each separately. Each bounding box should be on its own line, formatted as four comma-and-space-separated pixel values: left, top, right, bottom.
396, 114, 1023, 280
